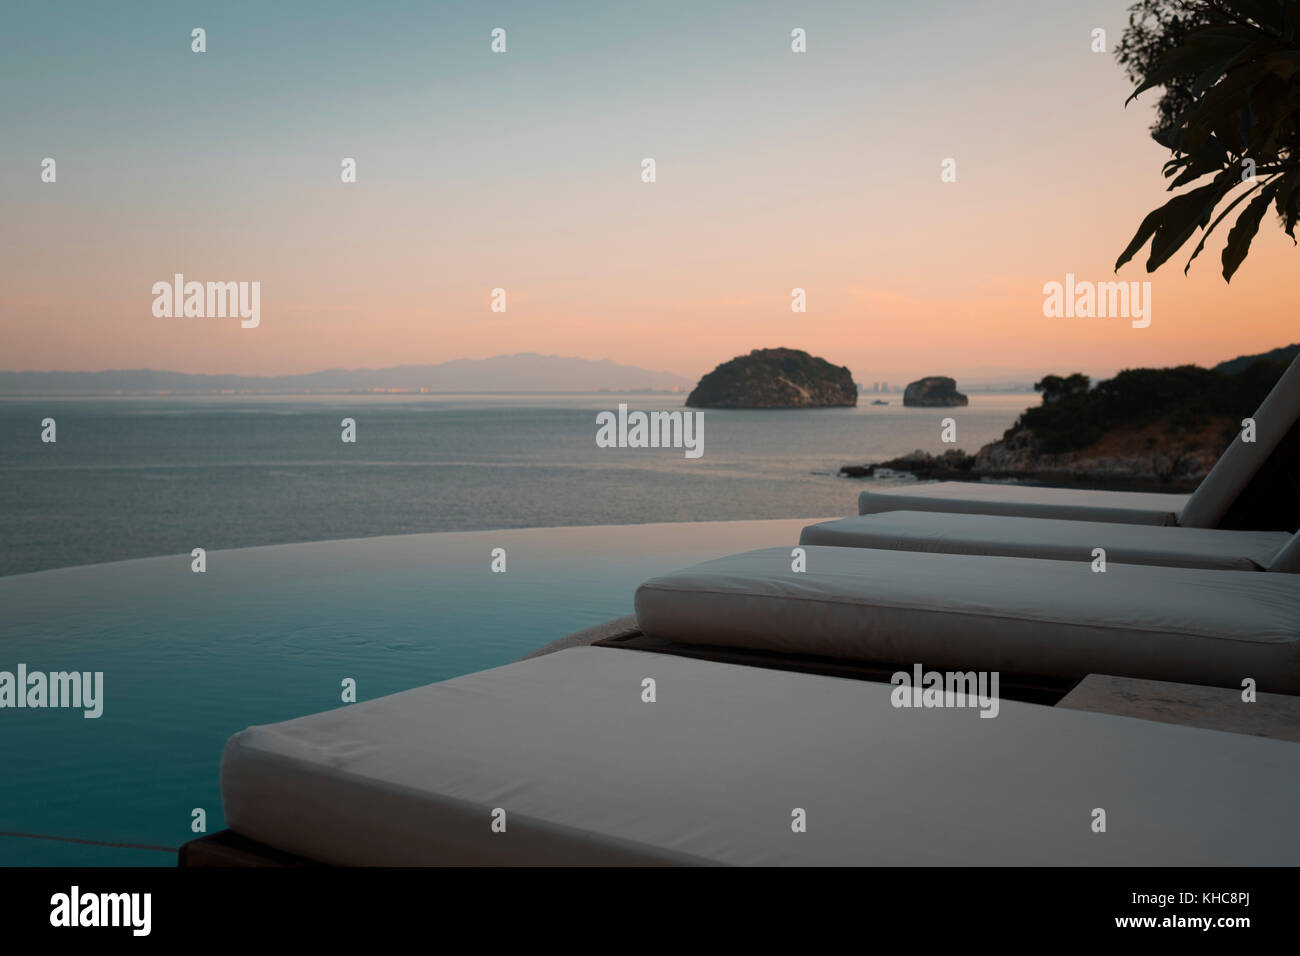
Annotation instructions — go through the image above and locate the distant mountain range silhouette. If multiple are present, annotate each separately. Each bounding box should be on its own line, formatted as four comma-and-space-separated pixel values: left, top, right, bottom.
0, 353, 695, 395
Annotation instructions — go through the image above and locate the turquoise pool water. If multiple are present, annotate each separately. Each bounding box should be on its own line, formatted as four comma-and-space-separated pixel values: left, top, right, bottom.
0, 518, 817, 865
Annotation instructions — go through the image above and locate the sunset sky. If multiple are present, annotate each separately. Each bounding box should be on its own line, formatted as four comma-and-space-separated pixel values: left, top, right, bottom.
2, 0, 1295, 385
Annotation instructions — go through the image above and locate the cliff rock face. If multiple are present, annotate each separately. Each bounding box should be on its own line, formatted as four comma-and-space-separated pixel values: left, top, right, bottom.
686, 348, 857, 408
903, 376, 968, 407
840, 419, 1226, 489
970, 420, 1224, 486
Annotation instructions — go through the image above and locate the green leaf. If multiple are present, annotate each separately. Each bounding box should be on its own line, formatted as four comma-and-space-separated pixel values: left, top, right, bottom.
1116, 207, 1166, 272
1165, 140, 1230, 187
1227, 1, 1290, 34
1126, 32, 1255, 105
1222, 180, 1280, 280
1184, 180, 1264, 273
1116, 179, 1229, 273
1147, 179, 1233, 270
1263, 50, 1300, 76
1272, 170, 1300, 241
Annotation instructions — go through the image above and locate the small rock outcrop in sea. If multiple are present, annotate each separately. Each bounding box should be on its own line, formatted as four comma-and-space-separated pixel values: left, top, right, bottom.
840, 449, 975, 480
902, 376, 968, 407
686, 348, 857, 408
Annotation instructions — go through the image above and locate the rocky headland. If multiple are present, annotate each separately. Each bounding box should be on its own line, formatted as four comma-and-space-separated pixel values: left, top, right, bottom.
686, 348, 856, 409
840, 351, 1294, 490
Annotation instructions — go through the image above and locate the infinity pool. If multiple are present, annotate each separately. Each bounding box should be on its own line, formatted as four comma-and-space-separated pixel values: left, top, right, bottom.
0, 518, 819, 865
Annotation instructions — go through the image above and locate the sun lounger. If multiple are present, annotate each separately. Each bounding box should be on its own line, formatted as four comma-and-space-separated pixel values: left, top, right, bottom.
858, 482, 1190, 525
633, 546, 1300, 693
858, 352, 1300, 528
799, 511, 1295, 571
219, 645, 1300, 865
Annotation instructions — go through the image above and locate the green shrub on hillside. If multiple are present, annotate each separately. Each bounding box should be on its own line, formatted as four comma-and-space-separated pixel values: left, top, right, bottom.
1011, 360, 1287, 454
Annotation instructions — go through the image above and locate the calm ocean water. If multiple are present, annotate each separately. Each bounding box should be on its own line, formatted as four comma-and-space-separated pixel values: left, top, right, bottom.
0, 392, 1034, 577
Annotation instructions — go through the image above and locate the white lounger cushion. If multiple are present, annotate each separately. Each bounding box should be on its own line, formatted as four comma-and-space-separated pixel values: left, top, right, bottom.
858, 482, 1189, 525
220, 646, 1300, 865
634, 547, 1300, 693
800, 511, 1292, 571
1270, 532, 1300, 572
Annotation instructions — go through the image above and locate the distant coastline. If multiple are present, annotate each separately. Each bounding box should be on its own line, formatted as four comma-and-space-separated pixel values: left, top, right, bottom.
0, 388, 690, 399
0, 353, 694, 397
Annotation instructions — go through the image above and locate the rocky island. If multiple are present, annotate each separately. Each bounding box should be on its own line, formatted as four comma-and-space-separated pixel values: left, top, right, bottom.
841, 348, 1296, 490
902, 376, 968, 407
686, 348, 856, 408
